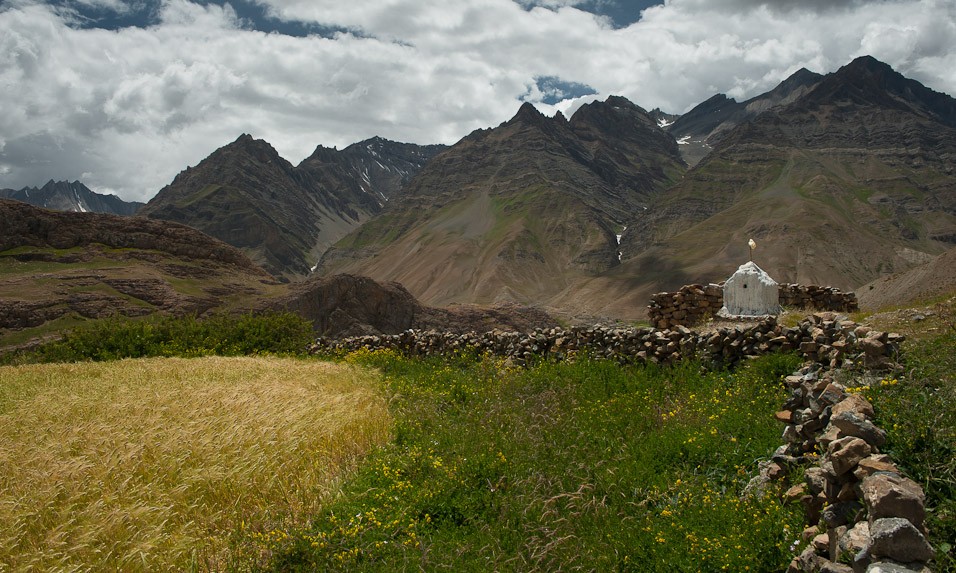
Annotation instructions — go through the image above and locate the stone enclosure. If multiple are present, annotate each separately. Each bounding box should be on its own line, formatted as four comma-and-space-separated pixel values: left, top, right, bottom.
649, 283, 860, 330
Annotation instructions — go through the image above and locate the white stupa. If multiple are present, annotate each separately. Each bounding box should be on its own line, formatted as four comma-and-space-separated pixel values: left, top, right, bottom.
720, 261, 781, 317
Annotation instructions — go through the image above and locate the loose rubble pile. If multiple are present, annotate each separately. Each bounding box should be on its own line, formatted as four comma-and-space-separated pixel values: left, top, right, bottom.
648, 283, 859, 329
310, 313, 900, 371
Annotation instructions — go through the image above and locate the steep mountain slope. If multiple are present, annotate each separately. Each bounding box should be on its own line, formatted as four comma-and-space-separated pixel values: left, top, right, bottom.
298, 137, 447, 207
668, 68, 823, 166
318, 97, 685, 316
140, 134, 443, 279
856, 246, 956, 311
625, 56, 956, 295
1, 180, 144, 215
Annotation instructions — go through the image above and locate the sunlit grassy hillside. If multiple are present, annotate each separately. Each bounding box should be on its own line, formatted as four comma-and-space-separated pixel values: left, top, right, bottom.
0, 356, 390, 572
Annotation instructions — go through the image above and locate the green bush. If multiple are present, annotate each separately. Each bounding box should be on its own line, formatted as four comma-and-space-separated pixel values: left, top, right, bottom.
20, 312, 314, 363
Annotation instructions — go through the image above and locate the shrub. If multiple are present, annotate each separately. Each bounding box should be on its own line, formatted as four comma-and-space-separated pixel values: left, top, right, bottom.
20, 312, 314, 363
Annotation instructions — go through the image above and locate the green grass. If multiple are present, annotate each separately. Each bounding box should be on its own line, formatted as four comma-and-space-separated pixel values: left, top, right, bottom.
856, 326, 956, 570
0, 248, 127, 276
5, 305, 952, 571
256, 350, 805, 572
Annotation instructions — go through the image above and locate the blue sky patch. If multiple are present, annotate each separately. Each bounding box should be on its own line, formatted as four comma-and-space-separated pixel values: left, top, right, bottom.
527, 76, 598, 105
517, 0, 663, 28
44, 0, 349, 37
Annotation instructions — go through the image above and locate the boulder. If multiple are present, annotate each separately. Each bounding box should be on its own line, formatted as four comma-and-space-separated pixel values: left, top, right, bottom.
826, 437, 873, 476
859, 473, 926, 528
865, 561, 933, 572
832, 394, 876, 419
838, 521, 870, 561
864, 517, 934, 564
853, 457, 899, 481
830, 411, 887, 447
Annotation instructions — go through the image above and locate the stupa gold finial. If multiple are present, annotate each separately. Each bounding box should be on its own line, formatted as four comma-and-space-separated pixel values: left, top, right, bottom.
748, 238, 756, 261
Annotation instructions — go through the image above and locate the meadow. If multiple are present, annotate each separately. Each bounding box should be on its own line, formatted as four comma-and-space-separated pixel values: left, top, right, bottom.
256, 349, 807, 572
1, 307, 953, 571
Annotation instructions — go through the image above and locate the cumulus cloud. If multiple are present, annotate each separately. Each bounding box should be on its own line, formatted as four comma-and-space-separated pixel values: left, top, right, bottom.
0, 0, 954, 202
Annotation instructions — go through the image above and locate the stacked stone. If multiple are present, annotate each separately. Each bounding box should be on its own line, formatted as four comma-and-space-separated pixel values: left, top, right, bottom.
310, 314, 902, 371
780, 284, 860, 313
648, 283, 860, 329
743, 349, 933, 573
647, 283, 723, 329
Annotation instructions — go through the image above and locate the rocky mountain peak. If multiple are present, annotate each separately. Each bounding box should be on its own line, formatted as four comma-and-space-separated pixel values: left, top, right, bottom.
569, 95, 677, 157
762, 68, 823, 103
0, 179, 143, 215
225, 133, 291, 167
803, 55, 956, 126
603, 95, 646, 113
508, 101, 556, 128
571, 95, 655, 129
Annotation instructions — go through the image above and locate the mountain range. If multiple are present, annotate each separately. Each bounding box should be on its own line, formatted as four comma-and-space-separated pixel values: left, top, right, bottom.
138, 135, 445, 280
7, 55, 955, 322
629, 56, 956, 302
0, 180, 144, 215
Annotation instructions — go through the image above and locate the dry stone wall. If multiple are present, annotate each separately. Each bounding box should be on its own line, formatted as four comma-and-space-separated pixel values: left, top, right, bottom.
780, 284, 861, 314
648, 283, 723, 329
649, 283, 860, 329
311, 313, 900, 371
765, 360, 935, 571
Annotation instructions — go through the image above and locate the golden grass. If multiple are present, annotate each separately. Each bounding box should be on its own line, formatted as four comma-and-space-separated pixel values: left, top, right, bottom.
0, 356, 390, 572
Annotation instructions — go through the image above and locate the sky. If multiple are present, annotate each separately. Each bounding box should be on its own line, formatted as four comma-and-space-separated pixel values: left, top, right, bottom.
1, 0, 954, 202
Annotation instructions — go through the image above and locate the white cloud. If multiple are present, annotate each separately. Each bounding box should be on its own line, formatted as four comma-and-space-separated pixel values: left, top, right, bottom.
0, 0, 954, 202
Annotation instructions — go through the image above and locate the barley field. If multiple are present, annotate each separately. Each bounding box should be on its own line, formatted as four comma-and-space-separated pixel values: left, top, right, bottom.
0, 356, 390, 572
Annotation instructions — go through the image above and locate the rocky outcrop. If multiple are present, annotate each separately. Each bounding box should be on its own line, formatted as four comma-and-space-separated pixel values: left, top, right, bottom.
269, 273, 559, 339
0, 199, 266, 275
269, 274, 426, 338
0, 200, 277, 342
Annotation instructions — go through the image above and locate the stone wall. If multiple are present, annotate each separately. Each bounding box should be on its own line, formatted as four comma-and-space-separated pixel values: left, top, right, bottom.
648, 283, 723, 329
759, 354, 935, 571
311, 312, 900, 371
779, 284, 860, 313
648, 283, 859, 329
